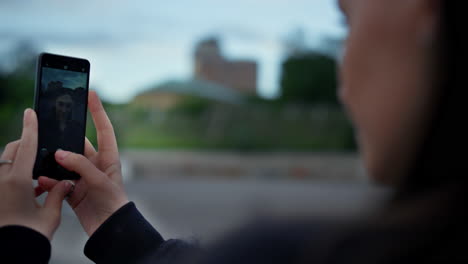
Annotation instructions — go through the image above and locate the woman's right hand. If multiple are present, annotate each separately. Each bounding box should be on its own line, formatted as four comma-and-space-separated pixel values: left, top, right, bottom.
38, 91, 129, 236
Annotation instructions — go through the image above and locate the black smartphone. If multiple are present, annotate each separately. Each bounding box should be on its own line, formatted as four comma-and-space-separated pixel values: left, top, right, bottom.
33, 53, 90, 180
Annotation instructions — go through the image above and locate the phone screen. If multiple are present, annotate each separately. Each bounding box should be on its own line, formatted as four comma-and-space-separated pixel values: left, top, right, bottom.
33, 53, 90, 180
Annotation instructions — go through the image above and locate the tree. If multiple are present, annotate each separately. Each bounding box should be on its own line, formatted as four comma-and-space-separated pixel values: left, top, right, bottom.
280, 52, 338, 105
0, 44, 37, 145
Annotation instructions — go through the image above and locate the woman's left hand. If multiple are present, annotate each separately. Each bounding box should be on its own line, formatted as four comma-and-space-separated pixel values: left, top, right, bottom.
0, 109, 73, 240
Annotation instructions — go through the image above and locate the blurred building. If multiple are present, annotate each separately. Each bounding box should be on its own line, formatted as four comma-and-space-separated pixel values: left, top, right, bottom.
194, 38, 257, 94
132, 79, 243, 110
132, 38, 256, 110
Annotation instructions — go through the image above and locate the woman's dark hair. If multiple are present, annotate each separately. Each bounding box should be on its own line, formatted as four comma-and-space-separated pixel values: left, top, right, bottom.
372, 2, 468, 260
397, 1, 466, 197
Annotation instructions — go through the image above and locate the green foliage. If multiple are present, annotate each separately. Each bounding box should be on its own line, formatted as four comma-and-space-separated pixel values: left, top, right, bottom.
169, 96, 213, 116
0, 72, 35, 145
0, 44, 356, 152
113, 104, 356, 151
280, 52, 338, 105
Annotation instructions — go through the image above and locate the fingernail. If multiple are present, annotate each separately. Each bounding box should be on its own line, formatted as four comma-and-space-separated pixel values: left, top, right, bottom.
23, 108, 30, 123
64, 180, 75, 191
64, 181, 75, 199
56, 150, 71, 160
64, 180, 71, 190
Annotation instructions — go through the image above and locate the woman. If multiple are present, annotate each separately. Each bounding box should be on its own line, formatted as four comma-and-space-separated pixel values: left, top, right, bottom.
1, 0, 466, 263
35, 91, 83, 178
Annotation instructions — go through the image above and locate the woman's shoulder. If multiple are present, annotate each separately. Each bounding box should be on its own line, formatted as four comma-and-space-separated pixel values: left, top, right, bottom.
200, 210, 468, 264
200, 217, 351, 264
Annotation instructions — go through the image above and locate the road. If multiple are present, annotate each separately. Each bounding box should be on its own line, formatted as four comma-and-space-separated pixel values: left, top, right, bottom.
50, 179, 388, 264
0, 149, 384, 263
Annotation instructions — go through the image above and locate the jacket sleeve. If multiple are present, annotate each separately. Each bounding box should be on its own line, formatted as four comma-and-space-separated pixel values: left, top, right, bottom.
84, 202, 201, 264
0, 225, 51, 264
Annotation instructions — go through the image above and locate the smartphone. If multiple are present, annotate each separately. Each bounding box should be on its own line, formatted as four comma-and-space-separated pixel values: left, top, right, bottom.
33, 53, 90, 180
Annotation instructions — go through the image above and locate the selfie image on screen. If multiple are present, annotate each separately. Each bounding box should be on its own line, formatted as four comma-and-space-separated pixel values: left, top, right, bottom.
37, 67, 88, 172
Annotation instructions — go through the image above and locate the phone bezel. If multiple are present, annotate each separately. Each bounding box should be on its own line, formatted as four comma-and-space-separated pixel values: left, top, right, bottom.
33, 52, 90, 180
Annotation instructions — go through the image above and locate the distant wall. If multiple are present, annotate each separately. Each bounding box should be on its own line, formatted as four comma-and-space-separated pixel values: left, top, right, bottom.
121, 150, 365, 182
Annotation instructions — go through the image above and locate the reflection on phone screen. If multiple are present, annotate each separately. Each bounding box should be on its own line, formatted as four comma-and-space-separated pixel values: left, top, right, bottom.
36, 67, 88, 177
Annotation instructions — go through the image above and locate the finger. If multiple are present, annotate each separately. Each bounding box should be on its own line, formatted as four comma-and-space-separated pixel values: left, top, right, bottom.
55, 150, 107, 186
39, 176, 84, 209
43, 180, 73, 217
1, 140, 20, 161
13, 109, 38, 178
35, 185, 46, 197
88, 91, 119, 160
38, 176, 59, 192
84, 137, 97, 159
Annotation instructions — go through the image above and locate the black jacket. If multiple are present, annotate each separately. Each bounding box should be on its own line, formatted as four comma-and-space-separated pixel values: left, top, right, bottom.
2, 201, 466, 263
0, 202, 322, 264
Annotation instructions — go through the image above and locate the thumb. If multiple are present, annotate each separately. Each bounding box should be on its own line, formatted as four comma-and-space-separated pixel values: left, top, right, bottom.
55, 150, 107, 186
44, 180, 73, 215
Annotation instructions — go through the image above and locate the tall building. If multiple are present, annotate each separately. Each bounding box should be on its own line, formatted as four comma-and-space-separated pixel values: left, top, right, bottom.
194, 38, 257, 94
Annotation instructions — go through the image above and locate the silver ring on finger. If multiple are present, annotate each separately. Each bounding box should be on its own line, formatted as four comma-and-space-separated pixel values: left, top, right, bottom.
0, 159, 13, 165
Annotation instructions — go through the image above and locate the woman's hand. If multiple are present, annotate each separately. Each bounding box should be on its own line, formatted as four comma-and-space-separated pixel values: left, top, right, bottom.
38, 91, 129, 236
0, 109, 72, 240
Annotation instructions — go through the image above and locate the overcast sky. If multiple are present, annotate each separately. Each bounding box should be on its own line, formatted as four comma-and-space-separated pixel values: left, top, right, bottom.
0, 0, 345, 103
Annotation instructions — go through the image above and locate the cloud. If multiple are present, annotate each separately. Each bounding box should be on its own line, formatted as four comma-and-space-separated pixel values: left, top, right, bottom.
0, 30, 116, 46
207, 25, 270, 43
